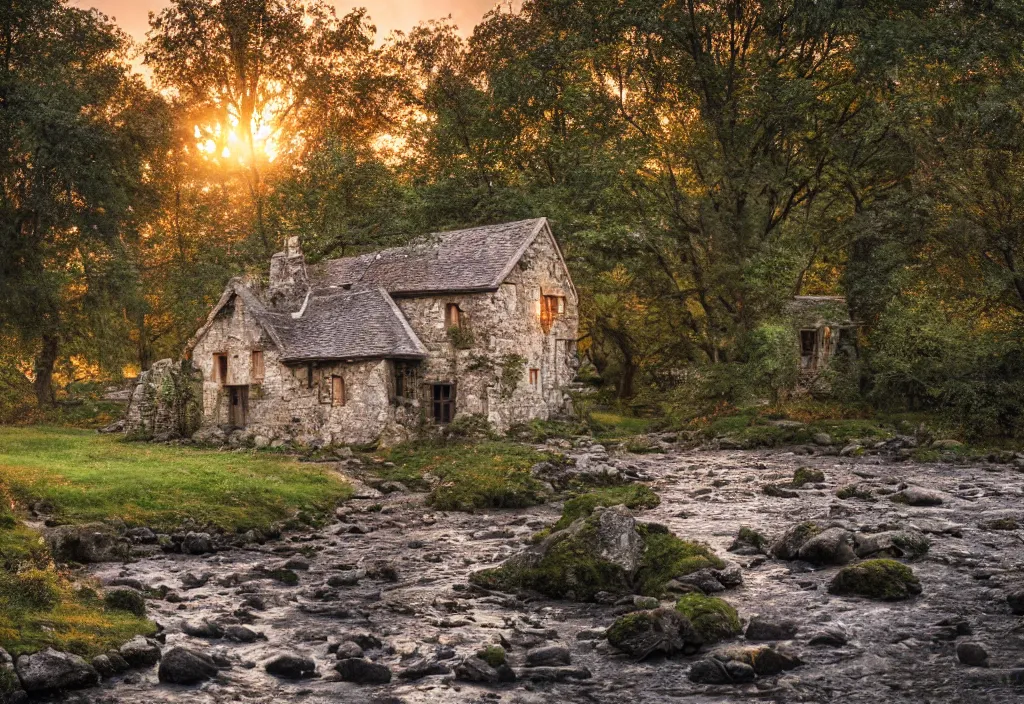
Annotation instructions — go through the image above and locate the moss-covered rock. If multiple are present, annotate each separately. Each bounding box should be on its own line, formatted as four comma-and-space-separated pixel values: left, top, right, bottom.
728, 527, 767, 555
103, 587, 147, 617
828, 559, 921, 600
634, 524, 724, 597
476, 645, 506, 668
606, 608, 702, 660
769, 521, 823, 560
792, 467, 825, 487
674, 593, 741, 644
836, 483, 876, 501
552, 485, 660, 532
470, 507, 724, 601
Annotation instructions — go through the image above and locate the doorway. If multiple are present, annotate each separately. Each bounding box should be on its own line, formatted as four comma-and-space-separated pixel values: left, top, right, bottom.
228, 385, 249, 428
431, 383, 453, 424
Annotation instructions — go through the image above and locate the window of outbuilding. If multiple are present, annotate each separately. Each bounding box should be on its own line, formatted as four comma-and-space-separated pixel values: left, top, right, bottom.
332, 376, 346, 406
540, 295, 564, 333
445, 303, 462, 328
251, 350, 264, 381
214, 353, 228, 383
800, 330, 817, 357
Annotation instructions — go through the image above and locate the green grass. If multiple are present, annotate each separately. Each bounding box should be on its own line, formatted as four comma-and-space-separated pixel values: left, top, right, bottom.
589, 411, 655, 440
373, 440, 552, 511
0, 426, 351, 532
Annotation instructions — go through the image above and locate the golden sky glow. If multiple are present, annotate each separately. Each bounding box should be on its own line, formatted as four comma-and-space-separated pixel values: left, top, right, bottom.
73, 1, 507, 46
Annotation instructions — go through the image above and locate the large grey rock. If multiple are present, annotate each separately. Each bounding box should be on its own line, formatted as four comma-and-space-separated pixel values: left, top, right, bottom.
797, 527, 857, 565
265, 653, 316, 680
957, 643, 989, 667
525, 645, 571, 667
606, 607, 703, 660
745, 616, 798, 641
892, 487, 944, 506
183, 619, 224, 639
854, 530, 930, 560
769, 522, 823, 560
396, 658, 450, 680
334, 658, 391, 684
157, 647, 217, 685
44, 524, 126, 563
590, 505, 645, 573
716, 645, 803, 676
688, 658, 756, 684
181, 532, 214, 555
118, 636, 161, 667
15, 648, 99, 693
453, 657, 499, 683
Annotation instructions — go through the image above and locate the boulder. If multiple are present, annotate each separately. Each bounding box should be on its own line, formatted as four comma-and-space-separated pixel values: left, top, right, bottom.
688, 658, 756, 684
16, 648, 99, 693
44, 523, 126, 563
183, 619, 224, 639
675, 593, 741, 644
606, 607, 703, 660
808, 628, 848, 647
525, 645, 571, 667
396, 658, 450, 680
264, 653, 316, 680
518, 665, 591, 682
1007, 588, 1024, 615
715, 645, 802, 676
744, 616, 798, 642
797, 527, 857, 565
891, 487, 944, 506
853, 530, 930, 560
957, 643, 989, 667
334, 658, 391, 684
728, 527, 767, 556
334, 642, 364, 660
453, 657, 500, 683
157, 647, 217, 685
224, 625, 261, 643
118, 636, 161, 667
181, 532, 214, 555
104, 587, 147, 617
828, 559, 922, 600
769, 522, 822, 560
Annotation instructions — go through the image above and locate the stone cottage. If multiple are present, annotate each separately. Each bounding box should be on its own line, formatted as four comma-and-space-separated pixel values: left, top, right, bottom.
161, 218, 578, 446
787, 295, 858, 391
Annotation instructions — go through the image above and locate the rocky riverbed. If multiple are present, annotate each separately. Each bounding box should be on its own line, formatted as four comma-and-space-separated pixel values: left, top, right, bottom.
45, 445, 1024, 703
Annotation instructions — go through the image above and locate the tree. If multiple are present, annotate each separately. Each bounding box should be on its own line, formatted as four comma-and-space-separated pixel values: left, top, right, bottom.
0, 0, 169, 404
145, 0, 375, 255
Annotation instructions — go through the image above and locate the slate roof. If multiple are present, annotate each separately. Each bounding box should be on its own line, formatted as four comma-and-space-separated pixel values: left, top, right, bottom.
191, 218, 562, 362
309, 218, 549, 295
274, 288, 427, 362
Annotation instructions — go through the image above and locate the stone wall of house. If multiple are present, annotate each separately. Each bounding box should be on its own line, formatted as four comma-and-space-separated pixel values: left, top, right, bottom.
190, 297, 410, 446
185, 225, 579, 445
395, 227, 579, 432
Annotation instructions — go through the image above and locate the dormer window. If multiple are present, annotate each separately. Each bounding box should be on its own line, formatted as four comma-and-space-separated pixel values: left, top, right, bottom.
445, 303, 462, 328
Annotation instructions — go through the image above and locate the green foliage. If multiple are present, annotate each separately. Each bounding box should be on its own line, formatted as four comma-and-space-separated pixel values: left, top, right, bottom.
828, 559, 922, 601
0, 426, 351, 532
674, 593, 741, 644
374, 440, 551, 512
476, 645, 506, 667
158, 361, 203, 438
553, 486, 660, 532
742, 322, 801, 404
499, 354, 527, 399
446, 325, 476, 350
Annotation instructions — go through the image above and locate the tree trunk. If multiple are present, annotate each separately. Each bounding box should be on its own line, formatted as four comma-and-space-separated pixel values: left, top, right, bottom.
33, 333, 59, 406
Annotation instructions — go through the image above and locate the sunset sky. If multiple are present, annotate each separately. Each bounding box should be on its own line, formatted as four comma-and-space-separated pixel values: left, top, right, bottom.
72, 1, 506, 45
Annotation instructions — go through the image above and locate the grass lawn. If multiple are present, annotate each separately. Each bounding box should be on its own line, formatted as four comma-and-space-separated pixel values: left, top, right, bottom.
0, 426, 351, 532
372, 440, 554, 511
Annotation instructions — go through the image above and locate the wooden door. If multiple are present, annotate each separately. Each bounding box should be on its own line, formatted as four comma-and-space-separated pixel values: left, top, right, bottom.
228, 386, 249, 427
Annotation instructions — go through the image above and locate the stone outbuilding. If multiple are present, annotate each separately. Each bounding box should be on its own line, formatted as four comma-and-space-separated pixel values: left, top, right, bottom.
138, 218, 579, 446
786, 295, 858, 391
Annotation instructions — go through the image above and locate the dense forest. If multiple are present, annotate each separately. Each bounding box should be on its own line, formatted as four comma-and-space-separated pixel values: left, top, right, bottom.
2, 0, 1023, 438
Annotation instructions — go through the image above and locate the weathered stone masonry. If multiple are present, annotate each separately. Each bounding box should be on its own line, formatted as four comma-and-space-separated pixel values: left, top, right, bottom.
127, 218, 580, 445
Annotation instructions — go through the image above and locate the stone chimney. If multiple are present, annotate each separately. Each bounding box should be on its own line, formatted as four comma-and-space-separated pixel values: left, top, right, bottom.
268, 236, 309, 307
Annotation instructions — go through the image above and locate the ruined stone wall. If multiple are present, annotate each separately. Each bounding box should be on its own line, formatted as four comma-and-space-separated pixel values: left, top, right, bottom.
191, 297, 407, 446
395, 228, 579, 432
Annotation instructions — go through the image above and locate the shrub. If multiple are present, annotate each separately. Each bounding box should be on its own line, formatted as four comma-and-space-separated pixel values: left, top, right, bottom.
1, 568, 62, 610
103, 587, 146, 617
742, 321, 801, 404
447, 325, 475, 350
476, 645, 506, 667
